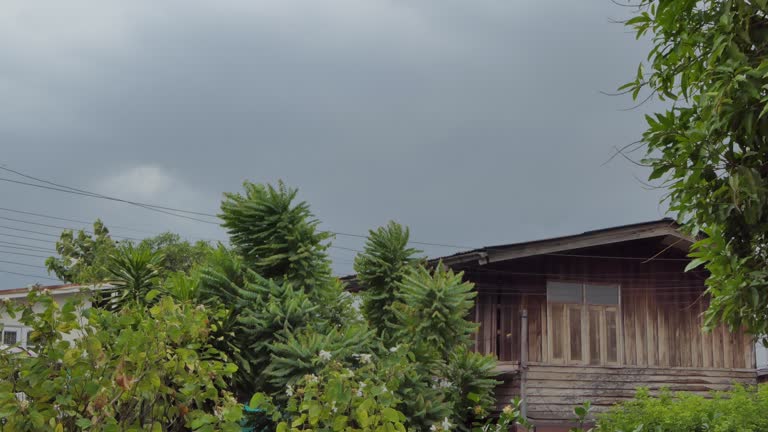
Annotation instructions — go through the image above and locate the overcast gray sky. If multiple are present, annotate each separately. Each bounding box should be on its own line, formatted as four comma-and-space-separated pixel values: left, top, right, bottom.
0, 0, 667, 288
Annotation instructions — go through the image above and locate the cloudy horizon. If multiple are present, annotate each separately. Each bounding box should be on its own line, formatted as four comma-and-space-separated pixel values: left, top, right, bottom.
1, 0, 666, 288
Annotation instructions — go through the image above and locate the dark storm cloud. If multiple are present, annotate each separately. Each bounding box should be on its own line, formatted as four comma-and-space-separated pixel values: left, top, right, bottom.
0, 0, 665, 287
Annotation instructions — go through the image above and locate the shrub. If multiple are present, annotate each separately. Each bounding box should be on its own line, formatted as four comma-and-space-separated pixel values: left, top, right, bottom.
596, 385, 768, 432
250, 355, 407, 432
0, 290, 242, 431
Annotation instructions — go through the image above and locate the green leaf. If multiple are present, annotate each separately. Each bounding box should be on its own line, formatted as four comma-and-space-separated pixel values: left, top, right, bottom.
381, 407, 401, 422
685, 258, 707, 272
145, 289, 162, 302
332, 415, 349, 431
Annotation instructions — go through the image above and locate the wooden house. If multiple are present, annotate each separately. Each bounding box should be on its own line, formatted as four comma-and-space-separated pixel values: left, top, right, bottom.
438, 219, 758, 431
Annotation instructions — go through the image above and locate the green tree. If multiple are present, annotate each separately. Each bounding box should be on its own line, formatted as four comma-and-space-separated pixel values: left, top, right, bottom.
102, 243, 164, 311
354, 222, 422, 343
395, 264, 477, 360
205, 181, 358, 401
45, 219, 117, 284
138, 232, 212, 275
219, 181, 333, 293
46, 222, 211, 285
0, 291, 242, 431
623, 0, 768, 338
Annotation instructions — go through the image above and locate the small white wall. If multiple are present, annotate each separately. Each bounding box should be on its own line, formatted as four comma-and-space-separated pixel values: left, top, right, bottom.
0, 292, 91, 347
757, 343, 768, 369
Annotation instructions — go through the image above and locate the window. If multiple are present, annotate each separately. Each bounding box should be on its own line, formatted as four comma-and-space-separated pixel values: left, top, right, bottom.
547, 281, 620, 365
3, 330, 18, 345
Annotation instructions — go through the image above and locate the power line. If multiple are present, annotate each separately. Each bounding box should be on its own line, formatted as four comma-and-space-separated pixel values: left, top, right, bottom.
0, 206, 227, 242
0, 233, 56, 244
0, 166, 475, 250
0, 215, 142, 241
0, 177, 220, 225
0, 241, 54, 253
546, 253, 691, 262
0, 249, 50, 259
0, 165, 219, 218
330, 245, 364, 253
0, 269, 58, 282
0, 259, 47, 269
327, 230, 475, 249
0, 224, 59, 238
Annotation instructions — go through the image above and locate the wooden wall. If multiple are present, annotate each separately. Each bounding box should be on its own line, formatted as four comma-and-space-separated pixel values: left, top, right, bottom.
524, 365, 756, 421
462, 238, 759, 425
466, 238, 756, 370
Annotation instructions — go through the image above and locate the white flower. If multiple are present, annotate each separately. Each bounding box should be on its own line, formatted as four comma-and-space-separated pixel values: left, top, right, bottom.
430, 425, 438, 432
306, 374, 319, 383
389, 345, 399, 353
441, 417, 452, 431
286, 385, 294, 397
438, 379, 452, 389
353, 353, 372, 364
318, 350, 332, 361
381, 384, 390, 394
356, 381, 366, 397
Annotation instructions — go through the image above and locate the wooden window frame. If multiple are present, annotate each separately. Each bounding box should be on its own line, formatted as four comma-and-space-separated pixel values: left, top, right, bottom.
546, 281, 622, 366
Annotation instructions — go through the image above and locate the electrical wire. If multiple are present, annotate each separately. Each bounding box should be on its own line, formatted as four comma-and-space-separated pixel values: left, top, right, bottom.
0, 166, 476, 249
0, 165, 218, 218
0, 206, 227, 242
0, 233, 55, 244
0, 216, 142, 241
546, 253, 691, 262
0, 269, 58, 281
0, 241, 53, 253
0, 249, 50, 259
0, 260, 46, 269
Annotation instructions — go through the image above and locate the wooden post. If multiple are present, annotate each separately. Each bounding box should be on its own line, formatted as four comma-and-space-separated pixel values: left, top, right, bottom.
520, 308, 529, 421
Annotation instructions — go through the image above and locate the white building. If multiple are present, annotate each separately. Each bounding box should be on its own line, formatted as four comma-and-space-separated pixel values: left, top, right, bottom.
758, 343, 768, 383
0, 284, 109, 348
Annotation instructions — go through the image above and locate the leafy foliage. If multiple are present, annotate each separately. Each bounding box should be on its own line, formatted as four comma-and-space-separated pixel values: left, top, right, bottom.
137, 232, 212, 275
265, 325, 372, 395
472, 399, 530, 432
623, 1, 768, 337
101, 243, 164, 311
354, 221, 422, 343
396, 264, 477, 360
46, 221, 211, 285
45, 219, 117, 284
597, 386, 768, 432
219, 181, 332, 293
251, 360, 407, 432
0, 291, 242, 431
443, 348, 500, 429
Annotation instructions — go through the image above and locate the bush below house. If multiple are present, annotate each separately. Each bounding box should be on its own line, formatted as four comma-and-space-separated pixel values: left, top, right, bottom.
597, 385, 768, 432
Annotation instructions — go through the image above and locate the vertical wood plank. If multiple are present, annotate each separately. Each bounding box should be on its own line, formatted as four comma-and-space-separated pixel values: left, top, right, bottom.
722, 325, 733, 369
700, 298, 712, 368
658, 304, 669, 367
645, 284, 658, 366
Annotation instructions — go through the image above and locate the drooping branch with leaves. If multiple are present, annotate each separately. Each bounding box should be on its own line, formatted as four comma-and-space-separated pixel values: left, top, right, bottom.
623, 0, 768, 338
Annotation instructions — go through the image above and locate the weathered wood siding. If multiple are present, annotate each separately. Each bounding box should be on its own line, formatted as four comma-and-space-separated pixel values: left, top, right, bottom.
465, 238, 756, 369
524, 365, 757, 421
462, 238, 758, 425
